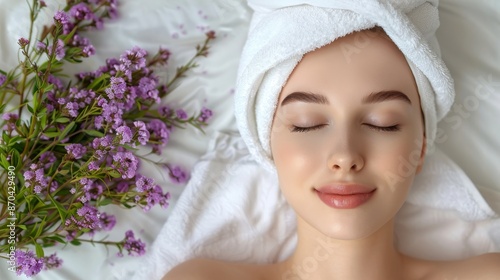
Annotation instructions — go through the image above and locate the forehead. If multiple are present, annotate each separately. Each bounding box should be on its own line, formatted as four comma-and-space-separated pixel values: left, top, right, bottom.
281, 29, 420, 105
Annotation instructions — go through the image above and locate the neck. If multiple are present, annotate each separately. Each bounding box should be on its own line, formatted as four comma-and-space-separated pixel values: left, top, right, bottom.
279, 217, 406, 280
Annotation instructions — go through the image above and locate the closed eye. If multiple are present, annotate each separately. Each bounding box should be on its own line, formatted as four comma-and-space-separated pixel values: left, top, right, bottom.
291, 124, 327, 133
365, 124, 400, 132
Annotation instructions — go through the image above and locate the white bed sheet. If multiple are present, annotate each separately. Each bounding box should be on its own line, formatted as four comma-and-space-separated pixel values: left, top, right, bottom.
0, 0, 498, 279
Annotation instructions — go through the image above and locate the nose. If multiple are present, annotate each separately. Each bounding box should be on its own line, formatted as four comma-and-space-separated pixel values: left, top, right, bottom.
327, 136, 364, 173
329, 155, 364, 172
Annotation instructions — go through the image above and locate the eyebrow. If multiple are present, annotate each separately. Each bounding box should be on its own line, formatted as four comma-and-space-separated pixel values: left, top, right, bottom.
362, 90, 412, 105
280, 90, 412, 107
280, 92, 329, 106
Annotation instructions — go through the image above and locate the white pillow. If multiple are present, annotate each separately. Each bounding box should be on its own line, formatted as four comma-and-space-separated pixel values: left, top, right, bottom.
435, 0, 500, 195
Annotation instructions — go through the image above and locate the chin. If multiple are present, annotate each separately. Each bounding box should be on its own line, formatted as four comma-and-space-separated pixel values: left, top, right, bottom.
324, 229, 378, 241
317, 219, 383, 240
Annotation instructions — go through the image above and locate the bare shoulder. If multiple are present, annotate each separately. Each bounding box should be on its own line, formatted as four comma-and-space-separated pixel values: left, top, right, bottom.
426, 253, 500, 280
162, 258, 272, 280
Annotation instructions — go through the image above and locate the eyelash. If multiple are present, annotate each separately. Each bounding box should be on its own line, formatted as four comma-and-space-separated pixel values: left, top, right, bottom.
290, 124, 400, 133
365, 124, 400, 132
291, 124, 326, 133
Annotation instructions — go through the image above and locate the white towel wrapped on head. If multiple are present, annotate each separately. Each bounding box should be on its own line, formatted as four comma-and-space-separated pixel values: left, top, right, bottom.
235, 0, 454, 171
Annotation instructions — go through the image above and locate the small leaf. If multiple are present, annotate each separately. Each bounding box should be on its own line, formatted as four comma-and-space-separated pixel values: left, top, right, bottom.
70, 239, 82, 246
56, 117, 70, 123
88, 73, 110, 90
47, 195, 67, 221
0, 153, 9, 170
40, 114, 47, 128
35, 242, 45, 258
34, 219, 47, 239
58, 121, 75, 141
108, 170, 121, 178
84, 130, 104, 137
45, 235, 66, 244
43, 131, 60, 138
98, 198, 113, 206
58, 169, 69, 176
18, 224, 27, 230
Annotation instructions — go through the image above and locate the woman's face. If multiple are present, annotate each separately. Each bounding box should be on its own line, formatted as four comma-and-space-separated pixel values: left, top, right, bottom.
270, 30, 425, 239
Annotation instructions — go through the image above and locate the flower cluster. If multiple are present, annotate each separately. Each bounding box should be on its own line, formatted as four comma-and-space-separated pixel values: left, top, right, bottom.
0, 0, 215, 277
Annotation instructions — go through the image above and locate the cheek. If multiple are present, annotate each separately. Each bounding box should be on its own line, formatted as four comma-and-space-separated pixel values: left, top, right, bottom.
371, 129, 423, 191
271, 131, 324, 189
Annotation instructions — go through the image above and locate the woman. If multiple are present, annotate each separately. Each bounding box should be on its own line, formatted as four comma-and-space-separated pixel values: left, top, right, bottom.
163, 27, 500, 280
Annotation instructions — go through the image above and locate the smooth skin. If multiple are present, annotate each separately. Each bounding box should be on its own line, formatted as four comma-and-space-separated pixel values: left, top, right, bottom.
164, 29, 500, 280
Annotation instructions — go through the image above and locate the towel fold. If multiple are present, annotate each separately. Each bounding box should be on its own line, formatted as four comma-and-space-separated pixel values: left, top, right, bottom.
234, 0, 455, 171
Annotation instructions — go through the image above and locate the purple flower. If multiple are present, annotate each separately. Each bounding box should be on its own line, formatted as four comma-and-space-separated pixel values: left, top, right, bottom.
112, 151, 139, 179
65, 143, 87, 159
69, 3, 94, 21
40, 151, 56, 169
92, 135, 114, 149
116, 125, 133, 144
175, 109, 188, 120
50, 181, 59, 193
115, 180, 130, 193
97, 97, 125, 129
49, 39, 65, 61
158, 106, 171, 118
14, 250, 44, 276
135, 175, 171, 211
36, 41, 47, 51
117, 47, 148, 80
137, 76, 160, 103
0, 73, 6, 86
18, 37, 29, 47
99, 212, 116, 231
2, 112, 18, 121
147, 119, 171, 154
106, 76, 126, 100
43, 253, 63, 270
198, 107, 213, 122
122, 230, 146, 256
135, 175, 154, 192
54, 11, 70, 25
24, 170, 35, 181
94, 116, 104, 129
88, 161, 100, 171
25, 166, 50, 194
65, 101, 80, 117
158, 47, 171, 62
133, 121, 150, 145
65, 205, 102, 230
65, 230, 77, 241
47, 75, 64, 90
168, 165, 188, 184
70, 34, 95, 57
33, 185, 42, 194
107, 1, 119, 19
82, 44, 96, 57
84, 181, 103, 200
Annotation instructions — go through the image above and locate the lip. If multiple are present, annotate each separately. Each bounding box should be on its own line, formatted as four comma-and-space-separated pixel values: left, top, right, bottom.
315, 184, 376, 209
